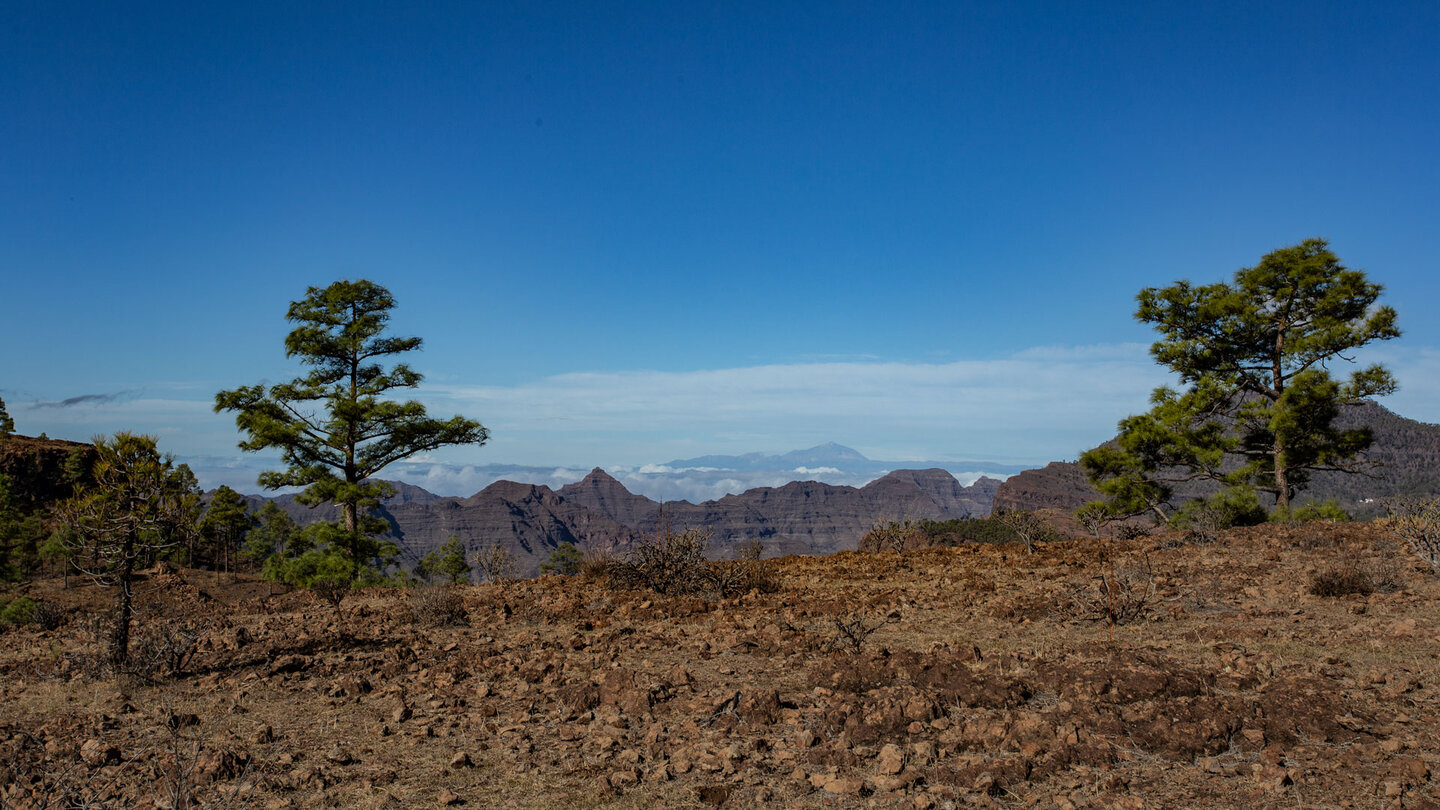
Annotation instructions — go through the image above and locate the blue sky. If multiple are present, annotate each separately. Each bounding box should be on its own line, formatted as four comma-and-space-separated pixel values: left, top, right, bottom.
3, 1, 1438, 494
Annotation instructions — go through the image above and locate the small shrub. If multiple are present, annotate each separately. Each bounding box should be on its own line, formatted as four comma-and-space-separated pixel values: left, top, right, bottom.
1276, 500, 1350, 524
578, 548, 614, 581
540, 541, 582, 576
1171, 487, 1267, 543
473, 542, 518, 585
0, 595, 40, 627
410, 586, 469, 627
126, 620, 201, 679
859, 519, 927, 553
1309, 564, 1373, 598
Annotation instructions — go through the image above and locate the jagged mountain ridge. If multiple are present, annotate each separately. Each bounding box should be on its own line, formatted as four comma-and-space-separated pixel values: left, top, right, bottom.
260, 468, 1002, 576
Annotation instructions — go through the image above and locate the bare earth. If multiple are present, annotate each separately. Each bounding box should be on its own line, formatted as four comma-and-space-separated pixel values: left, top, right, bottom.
2, 522, 1437, 809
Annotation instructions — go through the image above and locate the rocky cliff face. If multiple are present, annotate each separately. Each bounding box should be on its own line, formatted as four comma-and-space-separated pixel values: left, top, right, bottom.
391, 480, 641, 572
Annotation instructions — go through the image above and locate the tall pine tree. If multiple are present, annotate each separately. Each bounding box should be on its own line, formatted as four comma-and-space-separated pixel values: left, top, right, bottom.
216, 280, 488, 582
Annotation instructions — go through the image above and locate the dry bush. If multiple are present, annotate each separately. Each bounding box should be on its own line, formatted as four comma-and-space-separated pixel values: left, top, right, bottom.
1075, 502, 1111, 538
1384, 497, 1440, 574
32, 600, 63, 631
578, 547, 614, 581
473, 542, 518, 585
859, 519, 927, 553
711, 557, 782, 597
1114, 523, 1152, 541
735, 538, 764, 561
75, 613, 201, 679
1309, 563, 1374, 598
828, 612, 883, 653
409, 586, 469, 627
1069, 555, 1155, 626
309, 578, 349, 613
995, 509, 1055, 554
609, 527, 714, 596
127, 620, 202, 680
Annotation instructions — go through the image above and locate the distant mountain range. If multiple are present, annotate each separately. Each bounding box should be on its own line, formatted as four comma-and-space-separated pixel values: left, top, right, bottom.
258, 467, 1001, 576
184, 442, 1029, 505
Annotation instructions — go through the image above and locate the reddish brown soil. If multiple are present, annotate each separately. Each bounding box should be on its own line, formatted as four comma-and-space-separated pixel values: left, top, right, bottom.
2, 523, 1438, 809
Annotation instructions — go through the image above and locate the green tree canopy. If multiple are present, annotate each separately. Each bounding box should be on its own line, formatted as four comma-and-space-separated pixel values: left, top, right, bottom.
540, 541, 582, 576
1082, 239, 1400, 518
436, 535, 472, 585
0, 474, 46, 581
53, 433, 200, 665
216, 280, 488, 582
244, 500, 298, 563
198, 485, 254, 573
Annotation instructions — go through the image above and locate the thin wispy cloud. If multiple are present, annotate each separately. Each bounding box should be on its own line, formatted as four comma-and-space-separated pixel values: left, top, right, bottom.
31, 390, 140, 409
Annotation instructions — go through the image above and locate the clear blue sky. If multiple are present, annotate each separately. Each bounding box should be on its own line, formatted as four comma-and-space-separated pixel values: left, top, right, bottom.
4, 1, 1438, 491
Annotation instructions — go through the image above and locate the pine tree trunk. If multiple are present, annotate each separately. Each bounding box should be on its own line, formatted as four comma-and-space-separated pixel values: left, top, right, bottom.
110, 533, 136, 667
1273, 330, 1290, 511
1274, 458, 1291, 511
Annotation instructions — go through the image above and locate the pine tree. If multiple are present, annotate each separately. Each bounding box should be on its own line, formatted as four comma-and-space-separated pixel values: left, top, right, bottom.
540, 541, 582, 576
53, 433, 200, 665
436, 535, 471, 585
1082, 239, 1400, 518
198, 485, 254, 574
244, 501, 298, 563
216, 280, 488, 583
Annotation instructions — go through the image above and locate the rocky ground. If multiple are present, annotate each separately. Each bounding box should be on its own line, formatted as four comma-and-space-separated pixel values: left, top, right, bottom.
2, 522, 1438, 809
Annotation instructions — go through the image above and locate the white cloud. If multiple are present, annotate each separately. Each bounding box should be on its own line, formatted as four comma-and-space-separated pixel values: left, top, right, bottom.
422, 348, 1177, 463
